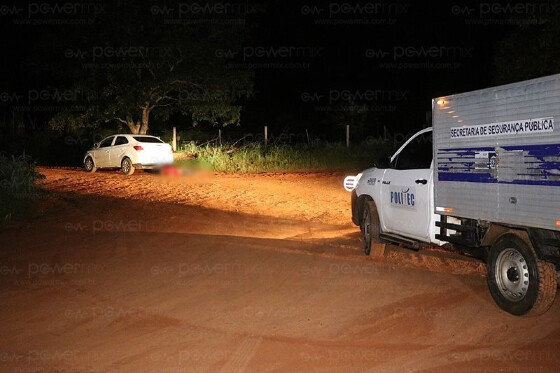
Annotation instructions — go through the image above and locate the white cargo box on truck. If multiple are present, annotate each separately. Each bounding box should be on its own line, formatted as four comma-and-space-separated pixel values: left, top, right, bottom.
433, 74, 560, 232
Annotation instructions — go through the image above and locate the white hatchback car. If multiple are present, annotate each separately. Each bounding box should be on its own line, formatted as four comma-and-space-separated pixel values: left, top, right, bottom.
83, 134, 173, 175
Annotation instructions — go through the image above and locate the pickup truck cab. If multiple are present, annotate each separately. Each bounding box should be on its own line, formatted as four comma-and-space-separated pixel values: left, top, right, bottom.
346, 127, 440, 247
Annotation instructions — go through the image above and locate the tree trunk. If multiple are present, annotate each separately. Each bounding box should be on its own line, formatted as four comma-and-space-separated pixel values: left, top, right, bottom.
125, 116, 141, 134
139, 107, 150, 134
121, 108, 149, 135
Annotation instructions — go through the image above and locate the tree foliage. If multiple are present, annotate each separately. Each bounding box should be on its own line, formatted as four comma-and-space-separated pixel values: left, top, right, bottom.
47, 0, 254, 134
493, 12, 560, 84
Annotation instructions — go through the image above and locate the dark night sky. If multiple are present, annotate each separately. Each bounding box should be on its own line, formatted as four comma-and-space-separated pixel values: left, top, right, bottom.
0, 0, 548, 142
241, 0, 515, 135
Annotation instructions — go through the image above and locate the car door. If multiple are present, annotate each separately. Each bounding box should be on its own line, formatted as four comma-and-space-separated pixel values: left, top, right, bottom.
110, 136, 129, 167
380, 129, 433, 242
95, 136, 115, 167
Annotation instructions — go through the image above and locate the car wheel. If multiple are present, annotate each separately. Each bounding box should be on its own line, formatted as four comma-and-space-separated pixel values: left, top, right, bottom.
121, 157, 135, 175
487, 234, 557, 316
362, 201, 380, 255
84, 156, 96, 173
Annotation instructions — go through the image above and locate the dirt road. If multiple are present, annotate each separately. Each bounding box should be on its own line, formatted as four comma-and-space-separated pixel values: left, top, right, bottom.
0, 168, 558, 372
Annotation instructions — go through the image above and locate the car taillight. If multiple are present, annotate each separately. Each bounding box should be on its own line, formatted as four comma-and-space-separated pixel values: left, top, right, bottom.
133, 146, 143, 151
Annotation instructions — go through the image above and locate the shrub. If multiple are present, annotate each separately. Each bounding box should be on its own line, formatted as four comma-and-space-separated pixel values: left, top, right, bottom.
0, 154, 44, 224
176, 141, 391, 173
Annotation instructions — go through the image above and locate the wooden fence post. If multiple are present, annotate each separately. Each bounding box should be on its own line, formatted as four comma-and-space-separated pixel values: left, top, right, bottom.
172, 126, 177, 152
264, 125, 268, 146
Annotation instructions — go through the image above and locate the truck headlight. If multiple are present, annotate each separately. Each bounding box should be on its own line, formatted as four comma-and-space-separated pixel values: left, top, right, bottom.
343, 173, 362, 192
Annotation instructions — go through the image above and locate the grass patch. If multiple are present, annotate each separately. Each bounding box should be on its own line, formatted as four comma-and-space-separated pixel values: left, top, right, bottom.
0, 154, 44, 225
176, 142, 392, 173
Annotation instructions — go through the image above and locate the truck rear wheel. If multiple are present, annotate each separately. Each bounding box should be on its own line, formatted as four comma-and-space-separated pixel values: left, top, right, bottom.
487, 234, 557, 316
362, 201, 380, 255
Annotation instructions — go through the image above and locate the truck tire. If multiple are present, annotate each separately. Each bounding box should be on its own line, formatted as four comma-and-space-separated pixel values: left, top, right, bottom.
362, 201, 380, 255
487, 234, 557, 316
121, 157, 135, 175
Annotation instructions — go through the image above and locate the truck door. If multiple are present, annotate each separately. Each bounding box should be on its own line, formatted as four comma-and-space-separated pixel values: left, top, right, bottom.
380, 129, 433, 242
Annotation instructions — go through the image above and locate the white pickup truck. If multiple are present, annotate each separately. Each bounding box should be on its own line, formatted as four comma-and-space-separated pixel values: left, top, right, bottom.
344, 74, 560, 316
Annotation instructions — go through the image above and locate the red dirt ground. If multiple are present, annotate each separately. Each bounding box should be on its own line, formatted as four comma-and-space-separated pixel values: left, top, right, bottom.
0, 167, 558, 372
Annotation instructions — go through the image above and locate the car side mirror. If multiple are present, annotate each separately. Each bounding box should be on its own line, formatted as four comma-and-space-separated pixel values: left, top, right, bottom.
375, 156, 391, 169
94, 142, 100, 149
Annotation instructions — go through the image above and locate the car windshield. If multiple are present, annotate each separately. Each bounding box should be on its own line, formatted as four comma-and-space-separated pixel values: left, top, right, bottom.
133, 136, 164, 143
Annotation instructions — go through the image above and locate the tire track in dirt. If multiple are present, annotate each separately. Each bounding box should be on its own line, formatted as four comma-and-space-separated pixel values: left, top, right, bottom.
219, 336, 263, 372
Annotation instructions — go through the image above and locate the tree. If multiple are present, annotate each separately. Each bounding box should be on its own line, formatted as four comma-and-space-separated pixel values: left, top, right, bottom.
47, 0, 254, 134
493, 12, 560, 84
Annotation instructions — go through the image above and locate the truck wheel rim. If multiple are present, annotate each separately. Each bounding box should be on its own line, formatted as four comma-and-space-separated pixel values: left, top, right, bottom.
495, 248, 530, 302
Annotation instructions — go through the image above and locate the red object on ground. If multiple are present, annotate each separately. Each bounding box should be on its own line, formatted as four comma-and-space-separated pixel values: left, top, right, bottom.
162, 165, 179, 176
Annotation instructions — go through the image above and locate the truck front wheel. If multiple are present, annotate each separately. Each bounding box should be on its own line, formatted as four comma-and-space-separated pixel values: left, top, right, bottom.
487, 234, 557, 316
362, 201, 380, 255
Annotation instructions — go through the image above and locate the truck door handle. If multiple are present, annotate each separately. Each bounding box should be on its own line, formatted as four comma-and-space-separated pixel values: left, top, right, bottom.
415, 179, 427, 185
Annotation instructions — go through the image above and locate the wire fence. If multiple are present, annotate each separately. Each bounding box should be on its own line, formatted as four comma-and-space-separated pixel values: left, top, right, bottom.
151, 124, 424, 151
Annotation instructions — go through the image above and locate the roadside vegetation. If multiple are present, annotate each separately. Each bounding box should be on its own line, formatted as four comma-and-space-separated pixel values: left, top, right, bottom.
0, 154, 43, 225
175, 141, 392, 173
